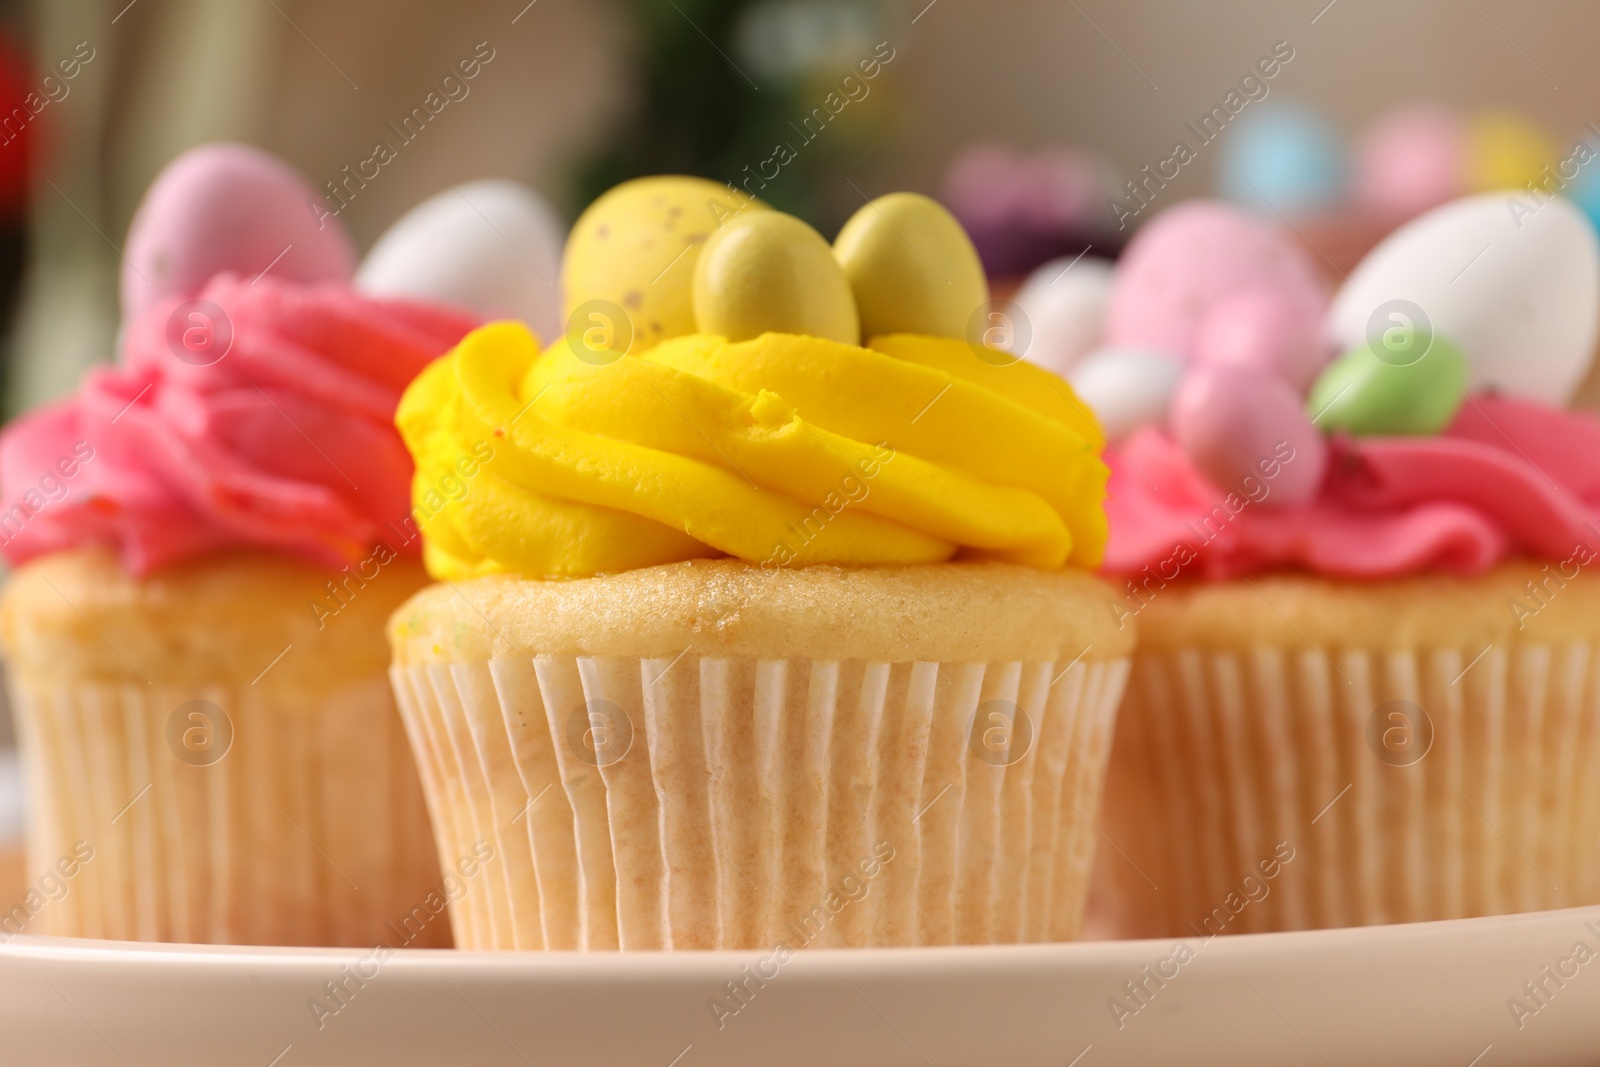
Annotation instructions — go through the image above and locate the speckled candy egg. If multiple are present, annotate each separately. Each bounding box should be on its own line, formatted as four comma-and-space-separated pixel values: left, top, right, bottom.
563, 176, 766, 352
358, 180, 565, 343
122, 143, 357, 322
1104, 200, 1330, 368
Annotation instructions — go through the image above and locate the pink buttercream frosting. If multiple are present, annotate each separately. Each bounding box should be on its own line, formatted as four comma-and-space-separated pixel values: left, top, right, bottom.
0, 274, 477, 575
1105, 394, 1600, 580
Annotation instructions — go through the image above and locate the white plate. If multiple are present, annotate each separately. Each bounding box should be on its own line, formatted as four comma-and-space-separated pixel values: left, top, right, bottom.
4, 907, 1600, 1066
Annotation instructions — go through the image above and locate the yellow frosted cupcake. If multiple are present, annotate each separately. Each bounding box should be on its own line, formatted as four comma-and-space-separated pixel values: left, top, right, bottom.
387, 177, 1133, 950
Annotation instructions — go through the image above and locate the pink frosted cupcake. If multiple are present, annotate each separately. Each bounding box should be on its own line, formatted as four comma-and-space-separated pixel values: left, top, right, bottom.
1092, 193, 1600, 935
0, 145, 477, 946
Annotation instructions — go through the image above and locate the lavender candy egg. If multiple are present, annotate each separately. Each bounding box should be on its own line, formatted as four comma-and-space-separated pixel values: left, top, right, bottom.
1065, 346, 1185, 441
1195, 289, 1330, 393
122, 143, 356, 322
1170, 364, 1327, 507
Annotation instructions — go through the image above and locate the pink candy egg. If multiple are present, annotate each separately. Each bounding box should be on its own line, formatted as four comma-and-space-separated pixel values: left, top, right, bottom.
1354, 104, 1466, 219
1194, 289, 1329, 392
1169, 364, 1327, 508
122, 143, 357, 322
1104, 200, 1329, 365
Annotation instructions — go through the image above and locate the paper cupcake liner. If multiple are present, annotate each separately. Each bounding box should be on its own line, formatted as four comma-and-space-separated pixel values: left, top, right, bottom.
389, 652, 1130, 950
9, 674, 445, 947
1100, 643, 1600, 936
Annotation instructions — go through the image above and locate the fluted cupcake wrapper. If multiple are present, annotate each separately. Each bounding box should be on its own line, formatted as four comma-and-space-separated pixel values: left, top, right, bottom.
8, 675, 445, 947
1100, 643, 1600, 937
389, 652, 1130, 951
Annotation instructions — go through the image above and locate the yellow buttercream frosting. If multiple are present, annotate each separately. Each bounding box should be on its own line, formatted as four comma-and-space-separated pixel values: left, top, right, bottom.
396, 321, 1109, 580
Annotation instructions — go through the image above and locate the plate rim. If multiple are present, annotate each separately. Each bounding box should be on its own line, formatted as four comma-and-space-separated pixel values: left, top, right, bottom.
7, 901, 1598, 974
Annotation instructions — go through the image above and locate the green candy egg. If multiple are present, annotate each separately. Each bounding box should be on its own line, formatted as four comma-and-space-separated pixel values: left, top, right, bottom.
833, 192, 988, 339
1306, 336, 1469, 436
693, 211, 860, 345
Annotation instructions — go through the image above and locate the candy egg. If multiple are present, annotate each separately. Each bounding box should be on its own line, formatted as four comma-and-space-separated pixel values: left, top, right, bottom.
357, 180, 564, 342
1327, 192, 1600, 405
1065, 346, 1185, 441
833, 192, 988, 339
122, 142, 356, 322
1170, 364, 1327, 507
1008, 256, 1114, 376
563, 176, 766, 351
1466, 111, 1557, 193
693, 211, 859, 344
943, 143, 1121, 276
1569, 158, 1600, 234
1217, 101, 1345, 215
1305, 337, 1468, 436
1195, 289, 1329, 392
1353, 103, 1467, 219
1106, 200, 1329, 363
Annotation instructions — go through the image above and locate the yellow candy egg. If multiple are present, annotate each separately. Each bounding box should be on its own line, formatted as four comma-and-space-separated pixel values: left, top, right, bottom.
833, 192, 989, 339
1466, 111, 1556, 193
693, 211, 860, 345
563, 176, 766, 352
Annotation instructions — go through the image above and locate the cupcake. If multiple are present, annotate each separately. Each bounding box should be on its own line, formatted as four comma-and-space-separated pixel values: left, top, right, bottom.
1091, 190, 1600, 935
387, 176, 1133, 950
0, 145, 478, 946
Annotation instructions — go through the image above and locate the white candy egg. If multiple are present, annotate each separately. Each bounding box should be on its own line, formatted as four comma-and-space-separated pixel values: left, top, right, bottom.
1010, 256, 1114, 376
1066, 346, 1186, 440
1328, 193, 1600, 406
358, 179, 565, 342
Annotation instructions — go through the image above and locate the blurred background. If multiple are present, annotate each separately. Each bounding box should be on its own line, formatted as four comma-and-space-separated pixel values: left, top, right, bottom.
1, 0, 1597, 890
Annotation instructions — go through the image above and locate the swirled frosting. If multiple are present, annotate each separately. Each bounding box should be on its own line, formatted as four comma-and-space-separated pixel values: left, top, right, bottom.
397, 322, 1109, 579
1105, 394, 1600, 579
0, 274, 477, 575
